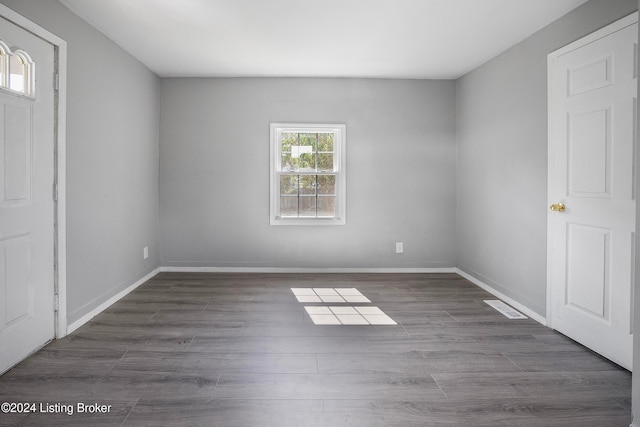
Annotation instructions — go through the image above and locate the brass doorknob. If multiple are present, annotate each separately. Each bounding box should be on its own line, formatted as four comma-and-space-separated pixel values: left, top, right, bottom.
550, 203, 565, 212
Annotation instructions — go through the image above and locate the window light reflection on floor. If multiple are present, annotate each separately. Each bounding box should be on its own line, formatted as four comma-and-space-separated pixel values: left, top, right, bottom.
290, 287, 371, 303
291, 287, 396, 325
304, 305, 397, 325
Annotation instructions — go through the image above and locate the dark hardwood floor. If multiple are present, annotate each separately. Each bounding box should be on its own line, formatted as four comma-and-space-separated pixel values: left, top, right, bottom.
0, 273, 632, 426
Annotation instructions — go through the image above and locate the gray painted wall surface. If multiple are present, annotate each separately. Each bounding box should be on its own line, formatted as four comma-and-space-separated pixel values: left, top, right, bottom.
159, 78, 456, 269
455, 0, 638, 316
0, 0, 161, 323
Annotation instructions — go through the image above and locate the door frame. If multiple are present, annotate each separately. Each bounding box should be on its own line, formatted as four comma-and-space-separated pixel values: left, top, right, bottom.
546, 11, 638, 330
0, 4, 68, 339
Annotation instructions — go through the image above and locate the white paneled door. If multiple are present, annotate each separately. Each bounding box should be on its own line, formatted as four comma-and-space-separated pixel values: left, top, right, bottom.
0, 16, 56, 374
549, 16, 637, 370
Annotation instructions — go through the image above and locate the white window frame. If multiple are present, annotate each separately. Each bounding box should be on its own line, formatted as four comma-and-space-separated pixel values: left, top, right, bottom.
270, 123, 346, 226
0, 40, 35, 98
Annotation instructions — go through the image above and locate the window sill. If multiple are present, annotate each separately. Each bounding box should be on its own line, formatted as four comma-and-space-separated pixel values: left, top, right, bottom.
270, 217, 346, 226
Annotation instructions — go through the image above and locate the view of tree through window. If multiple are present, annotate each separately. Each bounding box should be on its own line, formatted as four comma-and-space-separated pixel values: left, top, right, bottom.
279, 131, 336, 218
270, 123, 345, 225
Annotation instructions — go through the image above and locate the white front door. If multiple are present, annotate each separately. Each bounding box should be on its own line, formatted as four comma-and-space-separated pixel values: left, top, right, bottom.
0, 15, 56, 374
548, 17, 637, 370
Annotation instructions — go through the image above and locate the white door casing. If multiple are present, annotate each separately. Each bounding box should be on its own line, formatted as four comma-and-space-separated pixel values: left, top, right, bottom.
0, 8, 66, 374
548, 14, 638, 370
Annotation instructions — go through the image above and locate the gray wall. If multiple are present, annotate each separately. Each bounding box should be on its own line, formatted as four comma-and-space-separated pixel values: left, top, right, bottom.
0, 0, 161, 324
455, 0, 638, 316
159, 78, 456, 269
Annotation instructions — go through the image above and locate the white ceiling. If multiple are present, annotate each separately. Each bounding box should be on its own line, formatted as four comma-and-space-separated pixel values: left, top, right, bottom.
59, 0, 589, 79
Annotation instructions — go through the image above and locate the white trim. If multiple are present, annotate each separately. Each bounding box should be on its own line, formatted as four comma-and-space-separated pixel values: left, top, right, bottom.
0, 4, 68, 339
160, 266, 457, 274
269, 123, 347, 226
56, 45, 68, 338
0, 45, 36, 97
66, 269, 159, 334
546, 49, 555, 329
60, 266, 554, 336
67, 267, 455, 332
550, 12, 638, 58
546, 11, 639, 331
455, 268, 547, 326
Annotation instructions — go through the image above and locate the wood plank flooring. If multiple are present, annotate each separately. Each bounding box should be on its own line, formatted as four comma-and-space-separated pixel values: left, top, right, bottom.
0, 273, 631, 426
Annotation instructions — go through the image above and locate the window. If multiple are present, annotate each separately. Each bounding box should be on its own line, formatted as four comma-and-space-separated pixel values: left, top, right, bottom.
9, 53, 26, 93
0, 41, 34, 97
270, 123, 346, 225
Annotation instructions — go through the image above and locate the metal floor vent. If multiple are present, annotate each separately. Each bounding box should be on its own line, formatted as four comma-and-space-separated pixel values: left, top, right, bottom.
484, 300, 527, 319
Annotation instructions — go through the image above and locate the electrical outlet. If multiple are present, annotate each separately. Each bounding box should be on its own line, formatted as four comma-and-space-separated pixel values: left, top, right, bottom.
395, 242, 404, 254
143, 246, 149, 260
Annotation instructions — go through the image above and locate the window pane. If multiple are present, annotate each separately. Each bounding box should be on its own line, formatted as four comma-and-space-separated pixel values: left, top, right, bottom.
280, 196, 298, 217
299, 196, 316, 217
280, 175, 298, 195
299, 152, 315, 171
317, 175, 335, 195
317, 196, 336, 217
0, 51, 4, 88
299, 175, 316, 195
318, 133, 334, 152
281, 132, 297, 152
317, 153, 334, 172
299, 133, 316, 150
281, 153, 298, 171
9, 54, 25, 93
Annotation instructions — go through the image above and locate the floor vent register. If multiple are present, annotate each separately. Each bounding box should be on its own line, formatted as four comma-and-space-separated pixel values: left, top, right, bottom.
484, 299, 527, 319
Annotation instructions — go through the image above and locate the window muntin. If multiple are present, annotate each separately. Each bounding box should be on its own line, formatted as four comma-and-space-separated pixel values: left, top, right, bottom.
270, 123, 346, 225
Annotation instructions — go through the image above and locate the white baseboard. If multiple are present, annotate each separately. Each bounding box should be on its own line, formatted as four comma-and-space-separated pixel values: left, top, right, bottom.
64, 267, 546, 335
159, 266, 457, 274
66, 268, 160, 334
66, 266, 452, 334
455, 268, 547, 326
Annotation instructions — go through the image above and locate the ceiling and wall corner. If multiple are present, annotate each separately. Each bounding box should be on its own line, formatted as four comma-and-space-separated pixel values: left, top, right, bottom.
57, 0, 589, 79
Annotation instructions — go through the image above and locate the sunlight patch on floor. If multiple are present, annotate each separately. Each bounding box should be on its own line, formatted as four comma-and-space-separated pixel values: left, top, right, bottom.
291, 287, 396, 325
291, 287, 371, 303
